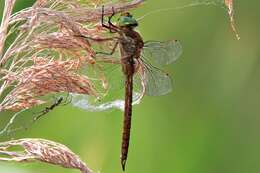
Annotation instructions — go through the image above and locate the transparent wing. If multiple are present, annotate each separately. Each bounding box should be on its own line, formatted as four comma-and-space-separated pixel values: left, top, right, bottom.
139, 58, 173, 96
71, 56, 144, 111
139, 40, 182, 96
142, 40, 182, 65
71, 39, 182, 109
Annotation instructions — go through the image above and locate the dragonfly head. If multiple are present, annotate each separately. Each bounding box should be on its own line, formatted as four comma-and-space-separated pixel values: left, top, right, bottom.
118, 12, 138, 28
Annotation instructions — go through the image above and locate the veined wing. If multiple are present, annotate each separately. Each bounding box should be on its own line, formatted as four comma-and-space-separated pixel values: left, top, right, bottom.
71, 56, 144, 111
140, 40, 182, 96
142, 40, 182, 65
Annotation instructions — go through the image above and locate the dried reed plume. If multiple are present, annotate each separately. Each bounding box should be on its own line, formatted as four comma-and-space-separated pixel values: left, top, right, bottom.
1, 57, 97, 111
0, 0, 144, 112
0, 138, 93, 173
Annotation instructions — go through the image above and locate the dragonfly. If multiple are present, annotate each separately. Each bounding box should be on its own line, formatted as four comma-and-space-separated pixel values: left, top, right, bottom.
77, 6, 182, 171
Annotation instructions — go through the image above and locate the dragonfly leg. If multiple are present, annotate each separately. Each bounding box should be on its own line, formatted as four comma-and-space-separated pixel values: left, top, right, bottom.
108, 7, 115, 25
75, 34, 117, 42
108, 7, 118, 33
101, 5, 119, 33
96, 41, 119, 55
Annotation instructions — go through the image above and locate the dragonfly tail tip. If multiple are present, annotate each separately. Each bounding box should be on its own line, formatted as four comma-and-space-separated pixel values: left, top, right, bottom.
121, 159, 127, 171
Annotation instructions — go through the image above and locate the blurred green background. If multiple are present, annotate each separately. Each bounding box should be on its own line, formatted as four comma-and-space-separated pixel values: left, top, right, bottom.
1, 0, 260, 173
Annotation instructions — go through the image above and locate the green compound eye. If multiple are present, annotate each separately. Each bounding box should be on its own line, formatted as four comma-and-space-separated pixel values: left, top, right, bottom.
118, 14, 138, 27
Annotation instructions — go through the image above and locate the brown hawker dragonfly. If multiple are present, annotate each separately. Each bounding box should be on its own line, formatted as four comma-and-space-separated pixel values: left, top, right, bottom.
72, 6, 182, 171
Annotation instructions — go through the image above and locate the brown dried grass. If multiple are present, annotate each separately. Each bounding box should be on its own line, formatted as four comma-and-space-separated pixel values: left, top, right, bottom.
0, 138, 93, 173
0, 0, 144, 111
